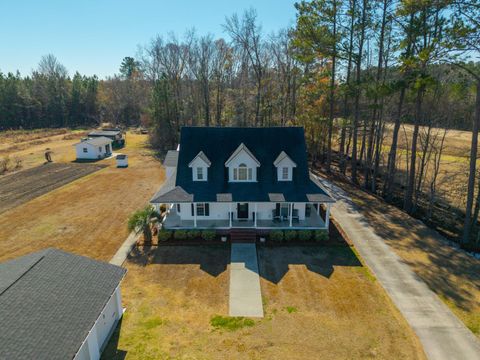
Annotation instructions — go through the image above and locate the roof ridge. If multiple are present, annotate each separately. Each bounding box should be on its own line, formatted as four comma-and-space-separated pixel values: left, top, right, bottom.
0, 251, 48, 297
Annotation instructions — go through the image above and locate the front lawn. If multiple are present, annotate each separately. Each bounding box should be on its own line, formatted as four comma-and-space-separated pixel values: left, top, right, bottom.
103, 245, 425, 359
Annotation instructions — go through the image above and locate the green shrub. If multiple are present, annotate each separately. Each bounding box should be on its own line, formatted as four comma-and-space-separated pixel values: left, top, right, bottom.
157, 229, 172, 242
186, 230, 201, 239
270, 230, 284, 242
174, 230, 188, 240
314, 230, 329, 242
284, 230, 297, 242
202, 230, 216, 241
210, 315, 255, 331
297, 230, 313, 241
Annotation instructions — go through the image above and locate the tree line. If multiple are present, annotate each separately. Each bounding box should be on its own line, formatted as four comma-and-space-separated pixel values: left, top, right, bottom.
1, 1, 480, 247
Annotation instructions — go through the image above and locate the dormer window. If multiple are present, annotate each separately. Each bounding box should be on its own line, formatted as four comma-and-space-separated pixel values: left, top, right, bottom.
274, 151, 297, 182
188, 151, 211, 182
234, 163, 253, 181
225, 143, 260, 182
197, 167, 204, 180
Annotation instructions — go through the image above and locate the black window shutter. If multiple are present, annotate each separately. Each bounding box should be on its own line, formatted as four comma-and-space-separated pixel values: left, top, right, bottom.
275, 203, 280, 216
205, 203, 210, 216
191, 203, 194, 216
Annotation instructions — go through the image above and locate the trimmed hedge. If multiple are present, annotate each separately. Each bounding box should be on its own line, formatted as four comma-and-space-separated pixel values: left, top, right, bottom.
157, 229, 172, 242
297, 230, 313, 241
270, 230, 284, 242
187, 230, 201, 239
174, 230, 188, 240
202, 230, 216, 241
284, 230, 297, 242
314, 230, 329, 242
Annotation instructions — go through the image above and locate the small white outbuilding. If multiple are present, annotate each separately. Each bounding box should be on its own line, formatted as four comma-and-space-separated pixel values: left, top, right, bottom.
74, 136, 113, 160
116, 154, 128, 168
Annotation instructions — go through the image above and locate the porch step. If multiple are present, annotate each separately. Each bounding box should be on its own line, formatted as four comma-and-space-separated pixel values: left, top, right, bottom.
230, 229, 257, 243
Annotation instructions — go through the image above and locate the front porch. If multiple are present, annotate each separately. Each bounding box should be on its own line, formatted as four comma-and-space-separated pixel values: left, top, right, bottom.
161, 202, 330, 230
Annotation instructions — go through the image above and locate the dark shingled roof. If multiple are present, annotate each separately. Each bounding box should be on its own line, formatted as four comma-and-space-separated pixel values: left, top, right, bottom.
169, 127, 334, 203
0, 248, 126, 360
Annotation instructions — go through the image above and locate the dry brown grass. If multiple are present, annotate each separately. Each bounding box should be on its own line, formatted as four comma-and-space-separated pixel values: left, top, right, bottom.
103, 245, 425, 360
330, 176, 480, 337
0, 128, 89, 172
0, 132, 164, 262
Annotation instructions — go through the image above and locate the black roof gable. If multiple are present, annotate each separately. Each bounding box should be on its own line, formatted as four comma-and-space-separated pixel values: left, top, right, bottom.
175, 127, 332, 202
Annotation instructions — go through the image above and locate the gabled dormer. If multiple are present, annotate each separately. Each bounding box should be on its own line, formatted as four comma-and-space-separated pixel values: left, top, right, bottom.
225, 143, 260, 182
274, 151, 297, 181
188, 151, 211, 181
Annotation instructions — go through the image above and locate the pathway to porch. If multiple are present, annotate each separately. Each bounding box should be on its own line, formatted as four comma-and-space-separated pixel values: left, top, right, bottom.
229, 243, 264, 318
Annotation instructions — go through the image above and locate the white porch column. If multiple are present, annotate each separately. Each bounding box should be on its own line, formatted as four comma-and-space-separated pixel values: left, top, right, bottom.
317, 203, 320, 215
325, 203, 331, 230
289, 203, 293, 227
193, 203, 197, 228
254, 203, 257, 227
229, 202, 232, 228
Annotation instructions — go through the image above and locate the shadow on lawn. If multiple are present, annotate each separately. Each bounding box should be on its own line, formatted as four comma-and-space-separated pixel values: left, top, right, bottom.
101, 318, 127, 360
128, 244, 231, 277
258, 245, 362, 284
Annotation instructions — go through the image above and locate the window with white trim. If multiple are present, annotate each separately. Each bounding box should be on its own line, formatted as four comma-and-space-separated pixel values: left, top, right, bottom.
83, 147, 88, 153
197, 167, 203, 180
234, 163, 252, 181
282, 167, 289, 180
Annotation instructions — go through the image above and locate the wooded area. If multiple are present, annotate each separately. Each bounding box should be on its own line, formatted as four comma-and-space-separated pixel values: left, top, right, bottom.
1, 1, 480, 247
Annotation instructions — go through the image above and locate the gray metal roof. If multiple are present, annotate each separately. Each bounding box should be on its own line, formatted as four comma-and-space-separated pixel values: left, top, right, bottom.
164, 150, 179, 167
0, 248, 126, 360
74, 136, 112, 146
268, 193, 285, 202
216, 193, 232, 202
88, 130, 121, 137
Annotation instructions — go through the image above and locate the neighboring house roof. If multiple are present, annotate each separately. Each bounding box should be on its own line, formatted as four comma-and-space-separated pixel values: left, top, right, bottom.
188, 151, 211, 167
164, 150, 179, 167
74, 136, 112, 146
0, 248, 126, 360
88, 130, 122, 137
159, 127, 334, 203
273, 151, 297, 167
225, 142, 260, 166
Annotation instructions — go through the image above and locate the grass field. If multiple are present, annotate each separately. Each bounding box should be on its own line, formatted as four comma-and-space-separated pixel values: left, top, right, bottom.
102, 245, 425, 360
0, 130, 164, 262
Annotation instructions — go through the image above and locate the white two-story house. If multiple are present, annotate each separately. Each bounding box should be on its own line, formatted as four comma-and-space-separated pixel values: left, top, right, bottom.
151, 127, 334, 231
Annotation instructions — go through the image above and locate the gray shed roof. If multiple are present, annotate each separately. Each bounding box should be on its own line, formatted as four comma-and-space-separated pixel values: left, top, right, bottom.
74, 136, 112, 146
164, 150, 179, 167
0, 248, 126, 360
88, 130, 121, 137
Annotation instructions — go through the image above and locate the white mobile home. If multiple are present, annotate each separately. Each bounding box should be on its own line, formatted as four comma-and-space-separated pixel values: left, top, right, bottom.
74, 136, 113, 160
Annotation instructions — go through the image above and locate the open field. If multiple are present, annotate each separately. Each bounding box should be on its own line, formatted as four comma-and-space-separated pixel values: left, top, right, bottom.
103, 245, 425, 360
0, 128, 90, 172
325, 173, 480, 338
0, 162, 105, 214
0, 131, 164, 263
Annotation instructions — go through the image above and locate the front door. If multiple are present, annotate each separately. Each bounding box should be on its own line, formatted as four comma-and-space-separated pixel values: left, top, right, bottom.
237, 203, 249, 220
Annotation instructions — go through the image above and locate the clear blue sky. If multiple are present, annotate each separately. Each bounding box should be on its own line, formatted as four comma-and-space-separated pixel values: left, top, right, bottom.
0, 0, 297, 79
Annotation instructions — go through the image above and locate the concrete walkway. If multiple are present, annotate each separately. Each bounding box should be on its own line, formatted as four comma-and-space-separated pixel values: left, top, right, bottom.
110, 231, 140, 266
316, 176, 480, 360
229, 243, 264, 318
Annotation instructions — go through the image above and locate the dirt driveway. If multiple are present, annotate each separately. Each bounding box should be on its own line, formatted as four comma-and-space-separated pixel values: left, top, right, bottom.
0, 162, 105, 214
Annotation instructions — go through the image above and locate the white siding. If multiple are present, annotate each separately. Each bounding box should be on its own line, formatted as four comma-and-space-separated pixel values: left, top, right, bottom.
175, 202, 306, 221
275, 156, 296, 181
75, 142, 112, 160
74, 287, 123, 360
226, 150, 259, 182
